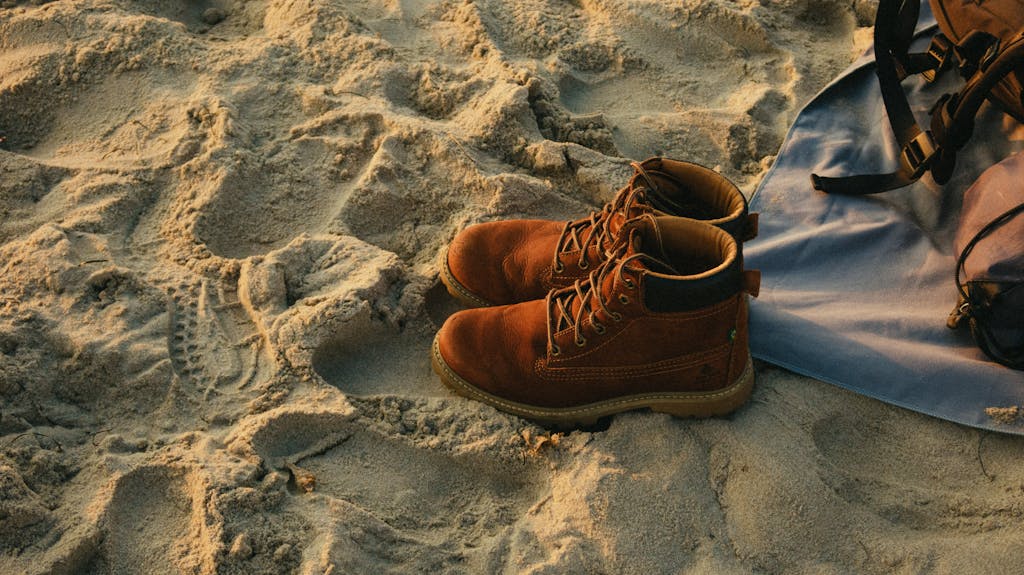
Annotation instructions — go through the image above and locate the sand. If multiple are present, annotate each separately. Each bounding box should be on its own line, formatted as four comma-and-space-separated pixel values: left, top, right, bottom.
2, 0, 1024, 573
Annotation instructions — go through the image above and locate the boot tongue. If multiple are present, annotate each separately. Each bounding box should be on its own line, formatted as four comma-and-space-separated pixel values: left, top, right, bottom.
617, 214, 679, 275
604, 203, 650, 239
566, 190, 652, 253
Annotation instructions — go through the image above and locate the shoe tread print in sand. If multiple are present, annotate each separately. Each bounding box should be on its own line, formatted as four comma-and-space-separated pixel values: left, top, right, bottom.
166, 277, 274, 399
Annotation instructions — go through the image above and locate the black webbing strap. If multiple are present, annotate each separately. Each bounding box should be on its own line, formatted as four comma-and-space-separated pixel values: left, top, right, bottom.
813, 6, 1024, 195
898, 33, 953, 81
812, 0, 933, 195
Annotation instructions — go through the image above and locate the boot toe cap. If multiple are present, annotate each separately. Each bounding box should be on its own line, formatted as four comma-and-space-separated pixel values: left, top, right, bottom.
444, 220, 561, 306
434, 302, 548, 406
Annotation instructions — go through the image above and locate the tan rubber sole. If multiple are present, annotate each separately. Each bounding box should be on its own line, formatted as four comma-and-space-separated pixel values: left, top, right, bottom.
431, 335, 755, 427
438, 246, 494, 308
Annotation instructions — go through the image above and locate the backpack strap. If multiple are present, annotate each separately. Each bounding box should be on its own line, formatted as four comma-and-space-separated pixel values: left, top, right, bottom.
811, 0, 933, 194
898, 29, 998, 82
897, 33, 952, 81
929, 32, 1024, 183
812, 0, 1024, 195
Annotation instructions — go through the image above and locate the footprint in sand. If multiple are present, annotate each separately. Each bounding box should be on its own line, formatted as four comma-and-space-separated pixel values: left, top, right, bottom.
307, 430, 544, 571
1, 67, 196, 169
130, 0, 230, 34
312, 281, 460, 399
0, 153, 68, 245
167, 276, 274, 407
92, 466, 214, 574
339, 0, 436, 58
313, 324, 443, 399
244, 411, 545, 572
191, 113, 381, 259
306, 428, 543, 537
811, 409, 1024, 532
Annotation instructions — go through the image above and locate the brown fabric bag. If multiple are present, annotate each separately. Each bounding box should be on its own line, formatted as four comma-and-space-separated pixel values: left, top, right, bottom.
931, 0, 1024, 123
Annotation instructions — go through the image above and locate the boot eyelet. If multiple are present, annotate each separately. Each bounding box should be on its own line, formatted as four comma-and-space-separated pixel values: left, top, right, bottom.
618, 294, 630, 304
578, 259, 589, 270
551, 345, 561, 356
610, 311, 623, 322
593, 322, 606, 334
553, 261, 564, 273
623, 279, 636, 289
575, 336, 587, 347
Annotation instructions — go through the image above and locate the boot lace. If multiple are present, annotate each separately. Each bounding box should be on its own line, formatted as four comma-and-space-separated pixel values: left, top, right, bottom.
551, 162, 661, 273
545, 234, 677, 356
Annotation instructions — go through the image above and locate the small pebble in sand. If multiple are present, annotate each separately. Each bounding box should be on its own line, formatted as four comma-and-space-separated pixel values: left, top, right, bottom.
202, 7, 227, 26
285, 462, 316, 493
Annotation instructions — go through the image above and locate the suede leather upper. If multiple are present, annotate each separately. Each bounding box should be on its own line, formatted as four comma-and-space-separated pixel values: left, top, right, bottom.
442, 157, 755, 307
445, 219, 566, 306
436, 215, 757, 410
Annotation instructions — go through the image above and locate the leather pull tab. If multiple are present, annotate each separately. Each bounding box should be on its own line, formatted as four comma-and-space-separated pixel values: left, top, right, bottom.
743, 213, 759, 241
743, 270, 761, 298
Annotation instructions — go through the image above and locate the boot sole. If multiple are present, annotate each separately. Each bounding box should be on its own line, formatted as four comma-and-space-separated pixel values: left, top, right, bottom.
431, 335, 754, 427
438, 246, 494, 308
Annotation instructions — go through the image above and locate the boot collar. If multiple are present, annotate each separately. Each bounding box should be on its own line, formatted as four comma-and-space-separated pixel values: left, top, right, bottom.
624, 215, 748, 313
544, 214, 757, 358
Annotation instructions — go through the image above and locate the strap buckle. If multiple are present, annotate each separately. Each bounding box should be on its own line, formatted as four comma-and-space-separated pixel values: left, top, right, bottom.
899, 131, 937, 179
921, 34, 953, 82
954, 31, 1001, 78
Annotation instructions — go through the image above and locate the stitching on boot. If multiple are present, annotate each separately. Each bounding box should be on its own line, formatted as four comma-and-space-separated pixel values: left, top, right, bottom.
435, 336, 754, 419
538, 344, 731, 380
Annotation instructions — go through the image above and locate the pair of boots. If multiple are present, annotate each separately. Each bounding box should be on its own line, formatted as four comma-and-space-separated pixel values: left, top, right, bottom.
431, 158, 761, 426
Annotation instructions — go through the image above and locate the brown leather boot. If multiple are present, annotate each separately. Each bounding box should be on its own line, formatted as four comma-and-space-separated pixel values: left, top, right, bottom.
440, 157, 758, 307
431, 214, 761, 426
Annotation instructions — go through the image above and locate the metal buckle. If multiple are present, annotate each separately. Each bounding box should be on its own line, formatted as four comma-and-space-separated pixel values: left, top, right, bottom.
921, 34, 953, 82
899, 131, 938, 179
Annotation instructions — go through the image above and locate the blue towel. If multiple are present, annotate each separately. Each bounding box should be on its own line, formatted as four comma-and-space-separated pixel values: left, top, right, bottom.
746, 15, 1024, 434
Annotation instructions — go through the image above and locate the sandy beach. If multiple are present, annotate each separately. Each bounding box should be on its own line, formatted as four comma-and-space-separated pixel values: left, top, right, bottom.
2, 0, 1024, 572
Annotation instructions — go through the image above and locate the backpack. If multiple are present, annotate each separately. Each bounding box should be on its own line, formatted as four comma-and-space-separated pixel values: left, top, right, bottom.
811, 0, 1024, 369
947, 151, 1024, 369
811, 0, 1024, 194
